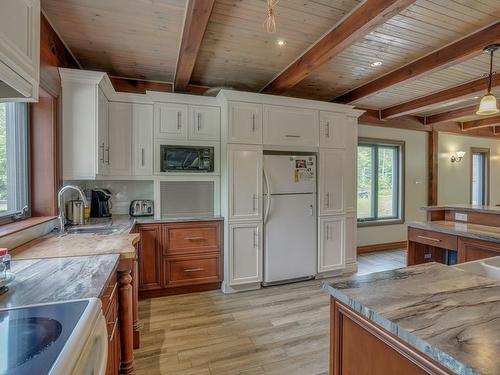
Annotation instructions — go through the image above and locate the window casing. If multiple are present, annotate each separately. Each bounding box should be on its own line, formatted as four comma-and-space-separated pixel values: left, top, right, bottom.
357, 138, 404, 226
470, 148, 489, 206
0, 102, 29, 223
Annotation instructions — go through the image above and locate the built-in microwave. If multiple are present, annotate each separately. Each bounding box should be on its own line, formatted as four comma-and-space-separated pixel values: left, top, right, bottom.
160, 145, 215, 172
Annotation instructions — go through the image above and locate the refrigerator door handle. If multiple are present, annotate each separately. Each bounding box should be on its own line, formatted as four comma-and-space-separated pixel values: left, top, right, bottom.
309, 204, 314, 216
263, 167, 271, 224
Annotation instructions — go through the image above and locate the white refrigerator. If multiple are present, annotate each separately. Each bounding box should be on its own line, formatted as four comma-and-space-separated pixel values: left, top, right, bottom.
263, 154, 317, 285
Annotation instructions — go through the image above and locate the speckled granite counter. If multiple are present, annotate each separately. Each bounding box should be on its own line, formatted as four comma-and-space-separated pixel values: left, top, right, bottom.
10, 231, 139, 261
423, 204, 500, 215
323, 262, 500, 375
408, 220, 500, 244
0, 254, 119, 309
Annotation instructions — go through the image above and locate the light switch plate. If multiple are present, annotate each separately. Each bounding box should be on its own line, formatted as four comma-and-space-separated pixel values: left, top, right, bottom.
455, 213, 468, 222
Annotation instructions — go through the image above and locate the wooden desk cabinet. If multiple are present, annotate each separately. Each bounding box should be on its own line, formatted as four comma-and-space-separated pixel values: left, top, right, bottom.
136, 220, 223, 298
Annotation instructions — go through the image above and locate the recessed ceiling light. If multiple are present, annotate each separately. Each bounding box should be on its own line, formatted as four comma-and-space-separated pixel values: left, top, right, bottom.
277, 39, 286, 46
370, 61, 383, 67
473, 96, 479, 99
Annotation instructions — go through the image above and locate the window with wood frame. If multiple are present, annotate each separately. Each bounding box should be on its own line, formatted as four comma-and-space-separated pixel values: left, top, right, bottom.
471, 148, 489, 206
357, 138, 405, 226
0, 102, 29, 223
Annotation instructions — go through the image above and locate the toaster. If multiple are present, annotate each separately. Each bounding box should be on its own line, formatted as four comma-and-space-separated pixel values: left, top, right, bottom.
129, 200, 154, 217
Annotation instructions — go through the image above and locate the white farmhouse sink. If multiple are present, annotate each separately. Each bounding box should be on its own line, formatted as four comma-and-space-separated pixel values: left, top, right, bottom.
453, 256, 500, 280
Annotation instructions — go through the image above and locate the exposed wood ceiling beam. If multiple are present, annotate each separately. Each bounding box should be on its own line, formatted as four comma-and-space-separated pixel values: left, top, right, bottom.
461, 116, 500, 131
110, 76, 209, 95
381, 74, 500, 119
434, 121, 500, 138
261, 0, 416, 95
335, 21, 500, 104
358, 108, 431, 131
174, 0, 215, 92
425, 105, 477, 125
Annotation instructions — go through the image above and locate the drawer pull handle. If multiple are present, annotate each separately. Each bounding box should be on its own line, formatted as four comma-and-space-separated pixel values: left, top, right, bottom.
108, 282, 118, 303
184, 268, 204, 272
110, 318, 119, 342
417, 235, 441, 242
184, 236, 206, 241
285, 134, 301, 138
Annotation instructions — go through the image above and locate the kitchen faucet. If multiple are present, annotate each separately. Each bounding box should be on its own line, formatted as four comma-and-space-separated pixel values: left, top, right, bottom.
57, 185, 89, 234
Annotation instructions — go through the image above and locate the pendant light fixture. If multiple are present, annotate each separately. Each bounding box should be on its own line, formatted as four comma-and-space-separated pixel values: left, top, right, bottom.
476, 44, 499, 116
263, 0, 279, 33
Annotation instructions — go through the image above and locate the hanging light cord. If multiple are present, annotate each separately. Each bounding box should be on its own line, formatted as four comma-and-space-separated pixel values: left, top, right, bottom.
487, 48, 494, 94
263, 0, 279, 33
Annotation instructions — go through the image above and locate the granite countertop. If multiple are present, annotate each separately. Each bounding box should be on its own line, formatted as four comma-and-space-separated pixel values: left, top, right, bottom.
408, 220, 500, 244
0, 254, 119, 309
323, 262, 500, 375
423, 204, 500, 214
10, 231, 140, 261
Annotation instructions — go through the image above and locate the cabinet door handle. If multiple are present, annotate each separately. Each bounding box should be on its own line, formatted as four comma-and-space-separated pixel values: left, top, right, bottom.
253, 229, 258, 249
252, 194, 259, 213
184, 236, 206, 241
285, 134, 301, 138
252, 114, 256, 132
99, 142, 105, 162
184, 268, 204, 272
326, 224, 330, 241
141, 148, 145, 167
177, 111, 182, 129
110, 318, 119, 342
325, 192, 330, 209
197, 113, 201, 131
326, 122, 330, 138
417, 235, 441, 243
106, 146, 110, 165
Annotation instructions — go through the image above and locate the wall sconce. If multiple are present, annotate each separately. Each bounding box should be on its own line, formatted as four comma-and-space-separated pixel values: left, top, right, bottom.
450, 151, 466, 163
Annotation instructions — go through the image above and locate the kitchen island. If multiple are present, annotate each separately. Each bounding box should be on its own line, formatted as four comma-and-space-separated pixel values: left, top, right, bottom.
408, 205, 500, 266
322, 262, 500, 375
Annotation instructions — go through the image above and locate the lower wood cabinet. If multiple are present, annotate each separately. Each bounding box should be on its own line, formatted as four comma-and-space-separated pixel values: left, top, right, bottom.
101, 271, 120, 375
136, 220, 223, 297
458, 237, 500, 263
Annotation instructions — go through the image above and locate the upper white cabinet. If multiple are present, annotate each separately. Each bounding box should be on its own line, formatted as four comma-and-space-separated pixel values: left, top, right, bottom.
132, 104, 154, 176
228, 101, 262, 144
154, 103, 188, 139
0, 0, 40, 101
320, 111, 347, 149
189, 105, 220, 140
318, 216, 345, 273
263, 105, 319, 147
61, 70, 110, 180
228, 144, 263, 221
108, 102, 132, 176
319, 149, 344, 216
155, 103, 220, 141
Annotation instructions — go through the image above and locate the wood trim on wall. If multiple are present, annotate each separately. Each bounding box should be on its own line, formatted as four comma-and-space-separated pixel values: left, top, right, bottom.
428, 130, 438, 206
357, 241, 408, 254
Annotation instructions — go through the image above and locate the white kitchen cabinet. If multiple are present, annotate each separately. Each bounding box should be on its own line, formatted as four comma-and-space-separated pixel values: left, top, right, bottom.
97, 88, 109, 175
228, 101, 262, 144
132, 104, 154, 175
320, 111, 346, 149
319, 149, 344, 215
228, 144, 263, 221
154, 103, 188, 139
228, 222, 263, 285
0, 0, 40, 101
189, 105, 220, 141
263, 105, 319, 147
318, 216, 345, 273
108, 102, 132, 176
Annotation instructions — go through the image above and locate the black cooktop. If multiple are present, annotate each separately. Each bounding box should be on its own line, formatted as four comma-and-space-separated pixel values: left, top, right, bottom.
0, 300, 89, 375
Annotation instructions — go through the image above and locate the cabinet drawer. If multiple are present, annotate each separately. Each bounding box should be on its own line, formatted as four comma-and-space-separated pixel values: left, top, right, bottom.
164, 255, 220, 287
409, 228, 457, 250
100, 274, 117, 317
164, 223, 220, 255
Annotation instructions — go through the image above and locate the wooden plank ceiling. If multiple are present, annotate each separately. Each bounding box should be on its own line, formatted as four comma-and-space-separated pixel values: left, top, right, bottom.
41, 0, 500, 129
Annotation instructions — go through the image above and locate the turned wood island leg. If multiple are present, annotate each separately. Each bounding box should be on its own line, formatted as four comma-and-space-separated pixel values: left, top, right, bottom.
118, 262, 135, 375
132, 258, 140, 348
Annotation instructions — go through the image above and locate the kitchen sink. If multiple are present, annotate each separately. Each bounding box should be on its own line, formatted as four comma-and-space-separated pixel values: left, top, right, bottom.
64, 223, 123, 235
453, 256, 500, 280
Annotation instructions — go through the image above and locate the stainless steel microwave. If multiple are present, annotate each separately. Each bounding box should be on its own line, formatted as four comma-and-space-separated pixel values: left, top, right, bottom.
160, 145, 214, 172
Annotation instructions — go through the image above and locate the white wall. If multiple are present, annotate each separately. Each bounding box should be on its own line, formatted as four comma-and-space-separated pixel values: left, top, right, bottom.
357, 125, 428, 247
438, 133, 500, 206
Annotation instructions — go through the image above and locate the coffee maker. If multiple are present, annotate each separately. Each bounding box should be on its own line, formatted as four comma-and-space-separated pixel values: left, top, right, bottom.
90, 189, 112, 218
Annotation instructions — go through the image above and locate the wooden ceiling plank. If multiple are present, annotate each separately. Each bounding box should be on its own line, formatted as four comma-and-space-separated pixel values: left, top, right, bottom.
334, 21, 500, 104
380, 73, 500, 119
461, 116, 500, 131
261, 0, 416, 94
174, 0, 216, 92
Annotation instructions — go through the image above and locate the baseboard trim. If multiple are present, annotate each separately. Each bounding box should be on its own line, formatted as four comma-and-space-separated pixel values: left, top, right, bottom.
357, 241, 407, 255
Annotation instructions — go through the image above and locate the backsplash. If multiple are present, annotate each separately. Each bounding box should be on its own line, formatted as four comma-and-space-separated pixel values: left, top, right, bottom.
63, 180, 154, 215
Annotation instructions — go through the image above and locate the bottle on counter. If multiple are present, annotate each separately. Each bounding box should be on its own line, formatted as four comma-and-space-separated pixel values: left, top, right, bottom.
0, 248, 10, 270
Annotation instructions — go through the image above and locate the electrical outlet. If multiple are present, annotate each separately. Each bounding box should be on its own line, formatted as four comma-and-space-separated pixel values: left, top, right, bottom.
455, 213, 468, 222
